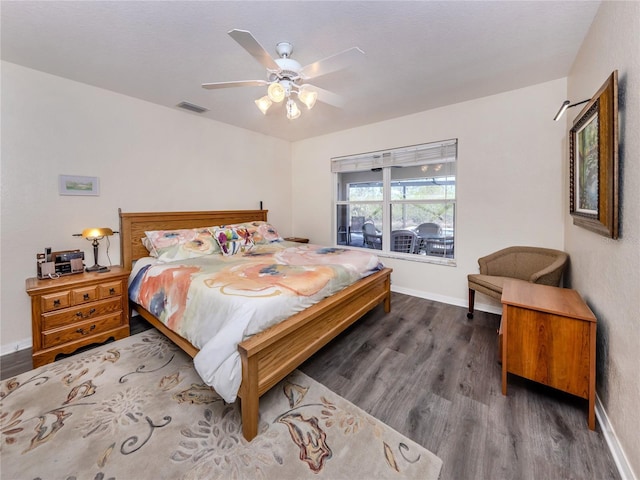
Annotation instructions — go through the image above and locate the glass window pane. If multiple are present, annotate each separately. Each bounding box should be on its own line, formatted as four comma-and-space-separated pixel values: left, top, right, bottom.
390, 164, 455, 201
336, 203, 383, 248
390, 203, 455, 258
337, 171, 383, 202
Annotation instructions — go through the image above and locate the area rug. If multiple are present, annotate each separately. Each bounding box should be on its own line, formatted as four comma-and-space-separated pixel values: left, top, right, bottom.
1, 329, 442, 479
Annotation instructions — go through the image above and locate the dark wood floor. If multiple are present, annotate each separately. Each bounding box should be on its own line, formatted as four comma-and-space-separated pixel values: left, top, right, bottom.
1, 293, 620, 479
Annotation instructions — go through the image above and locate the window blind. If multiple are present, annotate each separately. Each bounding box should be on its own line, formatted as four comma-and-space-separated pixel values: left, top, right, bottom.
331, 139, 457, 173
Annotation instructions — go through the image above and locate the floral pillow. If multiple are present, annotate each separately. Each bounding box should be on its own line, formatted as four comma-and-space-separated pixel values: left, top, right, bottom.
218, 221, 283, 245
144, 227, 220, 262
212, 226, 255, 256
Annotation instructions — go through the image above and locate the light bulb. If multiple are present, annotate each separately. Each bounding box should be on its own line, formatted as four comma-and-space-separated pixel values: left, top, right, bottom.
254, 95, 272, 115
286, 99, 301, 120
298, 88, 318, 109
267, 82, 286, 103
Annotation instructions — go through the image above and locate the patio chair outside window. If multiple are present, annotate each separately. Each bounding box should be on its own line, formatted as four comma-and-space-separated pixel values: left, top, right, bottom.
390, 230, 418, 254
337, 226, 349, 244
362, 222, 382, 250
351, 216, 365, 234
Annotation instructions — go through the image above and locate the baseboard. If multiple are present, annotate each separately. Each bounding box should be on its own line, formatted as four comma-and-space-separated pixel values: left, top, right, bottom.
596, 395, 637, 480
390, 285, 503, 316
1, 337, 33, 356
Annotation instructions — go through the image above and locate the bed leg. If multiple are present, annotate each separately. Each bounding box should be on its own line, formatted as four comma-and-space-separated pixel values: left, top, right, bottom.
240, 356, 259, 442
384, 276, 391, 313
241, 398, 259, 442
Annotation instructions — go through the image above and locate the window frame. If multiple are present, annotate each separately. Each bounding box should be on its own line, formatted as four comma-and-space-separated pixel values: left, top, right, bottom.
332, 139, 457, 266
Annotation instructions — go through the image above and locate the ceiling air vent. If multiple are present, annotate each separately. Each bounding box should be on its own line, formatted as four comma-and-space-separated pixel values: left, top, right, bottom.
177, 101, 208, 114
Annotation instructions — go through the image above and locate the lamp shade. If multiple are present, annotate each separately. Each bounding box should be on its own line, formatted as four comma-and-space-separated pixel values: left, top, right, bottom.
298, 88, 318, 110
267, 82, 286, 103
255, 95, 272, 115
82, 228, 113, 240
286, 99, 301, 120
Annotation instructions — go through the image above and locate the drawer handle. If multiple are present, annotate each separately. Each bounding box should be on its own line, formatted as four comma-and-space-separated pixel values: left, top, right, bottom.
53, 299, 61, 307
109, 288, 116, 295
76, 325, 96, 335
83, 293, 90, 300
75, 308, 96, 320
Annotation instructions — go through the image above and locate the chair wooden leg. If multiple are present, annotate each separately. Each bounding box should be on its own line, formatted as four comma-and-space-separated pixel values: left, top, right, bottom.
467, 288, 475, 319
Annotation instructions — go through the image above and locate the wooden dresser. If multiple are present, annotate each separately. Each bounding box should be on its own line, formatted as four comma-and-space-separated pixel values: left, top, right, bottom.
26, 267, 130, 368
500, 280, 597, 430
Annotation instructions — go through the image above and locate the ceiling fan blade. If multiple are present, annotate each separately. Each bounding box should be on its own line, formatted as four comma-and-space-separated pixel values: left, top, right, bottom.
303, 84, 345, 108
301, 47, 365, 79
228, 29, 280, 71
202, 80, 268, 90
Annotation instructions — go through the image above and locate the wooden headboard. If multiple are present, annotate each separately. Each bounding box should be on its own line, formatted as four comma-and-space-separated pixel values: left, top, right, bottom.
118, 209, 268, 267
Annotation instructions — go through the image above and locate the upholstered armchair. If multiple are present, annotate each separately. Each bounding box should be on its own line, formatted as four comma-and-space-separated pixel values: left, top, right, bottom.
467, 246, 569, 318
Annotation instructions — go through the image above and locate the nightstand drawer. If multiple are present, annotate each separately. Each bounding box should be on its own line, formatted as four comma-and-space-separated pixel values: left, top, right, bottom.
72, 285, 99, 305
42, 312, 123, 349
42, 298, 122, 331
41, 292, 71, 312
98, 281, 123, 299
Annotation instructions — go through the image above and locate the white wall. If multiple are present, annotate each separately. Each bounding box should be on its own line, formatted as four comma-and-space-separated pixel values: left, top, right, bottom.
0, 61, 292, 352
292, 79, 567, 307
565, 2, 640, 477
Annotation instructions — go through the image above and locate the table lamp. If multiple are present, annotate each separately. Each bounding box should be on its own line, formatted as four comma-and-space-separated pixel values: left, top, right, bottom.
82, 227, 113, 272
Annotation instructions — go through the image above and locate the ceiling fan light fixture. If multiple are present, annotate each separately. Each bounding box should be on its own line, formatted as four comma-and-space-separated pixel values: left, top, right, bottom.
267, 82, 286, 103
298, 88, 318, 110
286, 99, 301, 120
255, 95, 272, 115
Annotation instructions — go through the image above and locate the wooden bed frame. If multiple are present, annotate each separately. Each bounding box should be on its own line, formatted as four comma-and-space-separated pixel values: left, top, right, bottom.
119, 208, 392, 441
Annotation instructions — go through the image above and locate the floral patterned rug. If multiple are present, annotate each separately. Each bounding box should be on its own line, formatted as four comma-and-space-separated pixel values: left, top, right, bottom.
1, 330, 442, 479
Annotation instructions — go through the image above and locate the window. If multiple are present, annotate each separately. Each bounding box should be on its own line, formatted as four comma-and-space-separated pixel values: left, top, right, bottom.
333, 139, 457, 264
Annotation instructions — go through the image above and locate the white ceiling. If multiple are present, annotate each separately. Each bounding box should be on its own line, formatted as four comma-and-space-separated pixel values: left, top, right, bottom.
1, 1, 601, 142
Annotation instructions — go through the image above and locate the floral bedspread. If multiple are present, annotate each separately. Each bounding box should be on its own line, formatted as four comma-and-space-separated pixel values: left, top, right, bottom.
129, 242, 382, 402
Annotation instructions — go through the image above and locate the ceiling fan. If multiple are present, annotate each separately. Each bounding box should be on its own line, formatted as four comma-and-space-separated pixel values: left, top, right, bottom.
202, 29, 364, 119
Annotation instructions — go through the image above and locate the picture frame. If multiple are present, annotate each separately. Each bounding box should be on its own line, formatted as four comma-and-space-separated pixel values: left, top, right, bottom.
569, 71, 619, 239
58, 175, 100, 196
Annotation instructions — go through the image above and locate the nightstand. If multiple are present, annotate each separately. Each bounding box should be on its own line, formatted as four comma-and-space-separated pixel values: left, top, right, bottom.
284, 237, 309, 243
500, 280, 597, 430
26, 266, 130, 368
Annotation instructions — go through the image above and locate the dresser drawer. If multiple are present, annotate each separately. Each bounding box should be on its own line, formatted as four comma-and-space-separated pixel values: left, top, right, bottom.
72, 285, 99, 305
41, 312, 123, 349
99, 281, 123, 299
42, 298, 122, 331
41, 291, 71, 312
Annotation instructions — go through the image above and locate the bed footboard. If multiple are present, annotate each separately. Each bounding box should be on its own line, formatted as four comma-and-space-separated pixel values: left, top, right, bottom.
237, 267, 392, 440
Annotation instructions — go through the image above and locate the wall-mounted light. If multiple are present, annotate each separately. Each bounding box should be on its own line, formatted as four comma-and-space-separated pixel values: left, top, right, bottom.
553, 99, 590, 121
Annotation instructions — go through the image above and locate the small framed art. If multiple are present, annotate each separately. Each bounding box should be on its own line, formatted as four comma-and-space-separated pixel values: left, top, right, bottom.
59, 175, 100, 196
569, 71, 619, 239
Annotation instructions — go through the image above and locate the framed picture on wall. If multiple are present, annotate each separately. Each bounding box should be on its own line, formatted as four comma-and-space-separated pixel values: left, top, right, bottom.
569, 70, 619, 239
59, 175, 100, 196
